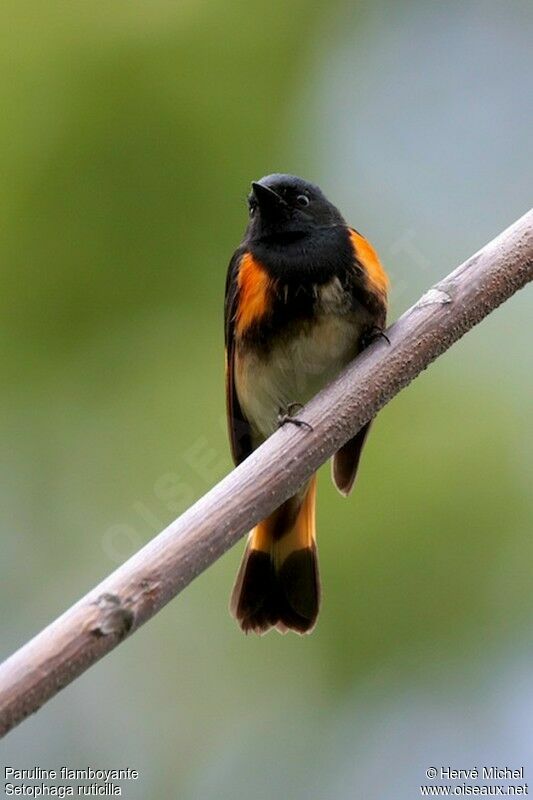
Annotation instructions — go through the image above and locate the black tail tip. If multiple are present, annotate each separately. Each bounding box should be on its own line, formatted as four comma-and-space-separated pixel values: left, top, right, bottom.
230, 546, 320, 635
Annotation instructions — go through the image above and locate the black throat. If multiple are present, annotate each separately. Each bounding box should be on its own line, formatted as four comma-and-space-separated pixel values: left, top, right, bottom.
247, 224, 354, 285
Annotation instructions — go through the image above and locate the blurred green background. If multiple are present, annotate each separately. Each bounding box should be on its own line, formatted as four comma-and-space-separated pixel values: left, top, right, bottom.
1, 1, 532, 797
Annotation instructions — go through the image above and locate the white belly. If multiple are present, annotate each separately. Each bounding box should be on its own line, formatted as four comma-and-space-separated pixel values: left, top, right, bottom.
235, 313, 362, 442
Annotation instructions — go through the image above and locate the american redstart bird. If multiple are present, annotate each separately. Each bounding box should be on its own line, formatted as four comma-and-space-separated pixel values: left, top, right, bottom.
225, 174, 389, 635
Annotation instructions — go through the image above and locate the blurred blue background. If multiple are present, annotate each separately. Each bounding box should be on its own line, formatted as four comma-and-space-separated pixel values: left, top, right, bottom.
1, 1, 532, 797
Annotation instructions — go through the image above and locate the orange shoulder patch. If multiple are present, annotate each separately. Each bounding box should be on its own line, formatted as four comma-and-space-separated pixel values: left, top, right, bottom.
235, 252, 274, 336
349, 229, 389, 298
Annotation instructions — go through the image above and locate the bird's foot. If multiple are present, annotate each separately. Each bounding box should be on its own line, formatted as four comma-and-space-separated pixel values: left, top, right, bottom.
277, 403, 313, 431
363, 326, 391, 348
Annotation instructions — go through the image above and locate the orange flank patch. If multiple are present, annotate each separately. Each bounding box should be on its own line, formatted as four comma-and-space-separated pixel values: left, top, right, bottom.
235, 252, 274, 336
349, 229, 389, 298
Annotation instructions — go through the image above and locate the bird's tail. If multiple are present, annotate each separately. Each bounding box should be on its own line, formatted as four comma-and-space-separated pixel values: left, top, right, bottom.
230, 476, 320, 634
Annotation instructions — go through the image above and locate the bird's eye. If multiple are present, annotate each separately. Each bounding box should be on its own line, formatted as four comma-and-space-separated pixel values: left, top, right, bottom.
248, 200, 257, 217
296, 194, 310, 207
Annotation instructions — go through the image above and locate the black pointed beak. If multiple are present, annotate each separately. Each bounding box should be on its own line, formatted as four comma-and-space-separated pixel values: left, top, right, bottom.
251, 182, 287, 216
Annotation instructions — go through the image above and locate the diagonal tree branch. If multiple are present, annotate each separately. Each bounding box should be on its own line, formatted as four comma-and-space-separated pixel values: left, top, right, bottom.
1, 210, 532, 739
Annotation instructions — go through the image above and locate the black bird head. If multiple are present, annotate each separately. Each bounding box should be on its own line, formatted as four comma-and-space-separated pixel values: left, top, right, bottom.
246, 173, 345, 241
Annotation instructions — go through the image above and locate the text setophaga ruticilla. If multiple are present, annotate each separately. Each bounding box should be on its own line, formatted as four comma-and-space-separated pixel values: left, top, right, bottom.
225, 174, 389, 634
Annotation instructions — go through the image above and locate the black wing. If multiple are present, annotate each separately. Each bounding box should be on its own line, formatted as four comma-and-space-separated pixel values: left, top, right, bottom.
225, 248, 254, 466
332, 421, 373, 496
332, 228, 389, 495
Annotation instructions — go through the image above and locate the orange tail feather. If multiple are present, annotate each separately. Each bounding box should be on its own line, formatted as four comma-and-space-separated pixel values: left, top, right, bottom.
230, 476, 320, 635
